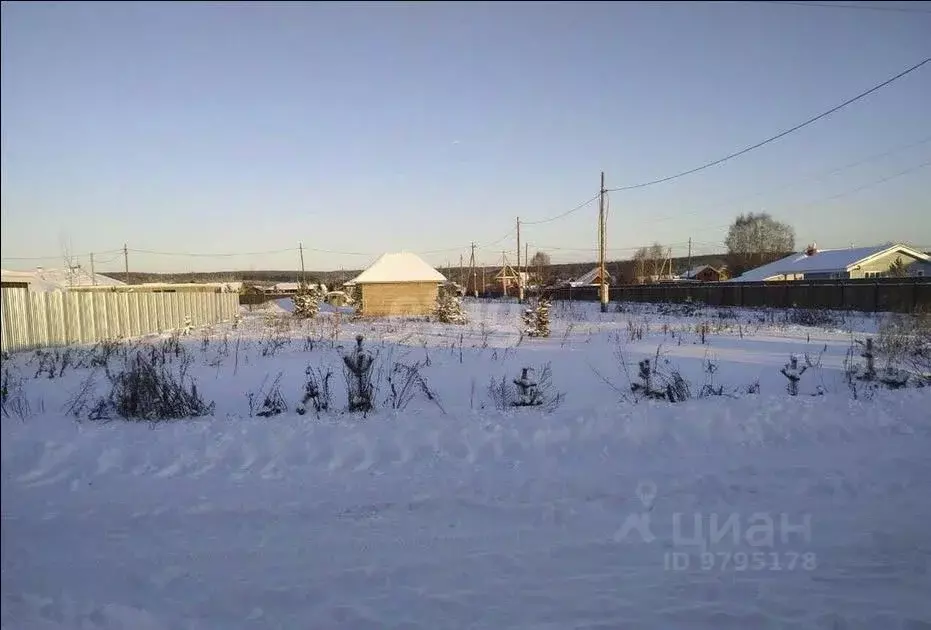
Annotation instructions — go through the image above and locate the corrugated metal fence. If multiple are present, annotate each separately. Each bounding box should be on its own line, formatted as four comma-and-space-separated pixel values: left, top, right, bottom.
1, 288, 240, 353
541, 278, 931, 313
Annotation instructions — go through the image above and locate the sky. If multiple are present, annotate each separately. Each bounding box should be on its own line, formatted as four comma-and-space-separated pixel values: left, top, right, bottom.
2, 1, 930, 274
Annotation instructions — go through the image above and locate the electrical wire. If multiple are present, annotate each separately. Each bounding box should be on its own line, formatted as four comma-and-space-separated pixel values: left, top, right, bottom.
1, 248, 124, 262
754, 1, 931, 15
520, 194, 600, 226
687, 158, 931, 236
128, 247, 298, 258
605, 57, 930, 193
636, 134, 931, 226
789, 158, 931, 207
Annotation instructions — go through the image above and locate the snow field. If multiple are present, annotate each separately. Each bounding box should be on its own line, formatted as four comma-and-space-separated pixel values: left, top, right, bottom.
2, 299, 930, 629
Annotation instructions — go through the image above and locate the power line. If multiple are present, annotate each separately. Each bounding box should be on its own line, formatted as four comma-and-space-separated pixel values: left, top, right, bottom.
605, 57, 931, 193
520, 194, 601, 225
128, 247, 299, 258
790, 158, 931, 207
642, 134, 931, 226
688, 158, 931, 236
1, 248, 123, 262
754, 1, 931, 15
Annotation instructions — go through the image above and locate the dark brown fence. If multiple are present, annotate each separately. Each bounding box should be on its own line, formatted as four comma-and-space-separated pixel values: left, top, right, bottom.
541, 278, 931, 314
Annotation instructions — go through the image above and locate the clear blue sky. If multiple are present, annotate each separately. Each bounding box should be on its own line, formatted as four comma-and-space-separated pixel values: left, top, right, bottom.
2, 1, 930, 273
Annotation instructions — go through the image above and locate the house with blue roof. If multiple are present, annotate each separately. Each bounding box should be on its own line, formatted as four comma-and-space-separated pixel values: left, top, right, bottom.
730, 243, 931, 282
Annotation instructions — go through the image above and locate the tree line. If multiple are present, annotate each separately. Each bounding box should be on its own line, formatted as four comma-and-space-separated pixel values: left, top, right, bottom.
102, 213, 810, 287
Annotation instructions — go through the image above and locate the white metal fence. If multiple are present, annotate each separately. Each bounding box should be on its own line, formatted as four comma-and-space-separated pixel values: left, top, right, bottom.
1, 288, 240, 353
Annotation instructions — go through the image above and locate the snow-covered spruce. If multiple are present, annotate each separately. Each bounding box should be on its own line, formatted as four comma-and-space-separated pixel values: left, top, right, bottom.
780, 355, 807, 396
292, 282, 324, 319
342, 334, 375, 413
522, 298, 551, 338
434, 292, 468, 324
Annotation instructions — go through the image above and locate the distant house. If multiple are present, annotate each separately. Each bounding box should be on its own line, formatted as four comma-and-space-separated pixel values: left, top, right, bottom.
72, 283, 232, 294
270, 282, 327, 296
492, 267, 529, 294
569, 267, 615, 287
0, 267, 125, 292
730, 243, 931, 282
678, 265, 726, 283
347, 252, 447, 317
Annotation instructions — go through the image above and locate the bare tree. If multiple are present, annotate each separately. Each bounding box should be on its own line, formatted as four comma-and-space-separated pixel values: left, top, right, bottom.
632, 243, 667, 283
59, 234, 80, 288
725, 213, 795, 277
529, 251, 551, 268
632, 248, 648, 284
647, 242, 666, 280
529, 251, 551, 284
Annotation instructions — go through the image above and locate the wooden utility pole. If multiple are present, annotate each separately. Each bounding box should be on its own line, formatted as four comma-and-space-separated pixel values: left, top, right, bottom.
123, 243, 129, 276
598, 171, 608, 312
687, 238, 692, 278
90, 252, 96, 286
481, 261, 486, 297
468, 242, 477, 297
298, 242, 306, 284
516, 217, 524, 302
501, 250, 507, 297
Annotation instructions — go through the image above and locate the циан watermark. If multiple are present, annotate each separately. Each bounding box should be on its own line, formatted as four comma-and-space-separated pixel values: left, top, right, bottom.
614, 479, 817, 572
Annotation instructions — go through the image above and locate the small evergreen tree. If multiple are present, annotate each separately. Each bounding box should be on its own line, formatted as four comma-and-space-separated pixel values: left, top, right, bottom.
888, 256, 907, 278
522, 298, 551, 338
435, 291, 468, 324
342, 335, 375, 413
292, 281, 322, 319
534, 298, 551, 337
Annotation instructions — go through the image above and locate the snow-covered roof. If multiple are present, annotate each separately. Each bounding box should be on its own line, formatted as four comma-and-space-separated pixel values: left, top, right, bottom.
1, 267, 125, 291
730, 243, 929, 282
571, 267, 613, 286
348, 252, 447, 285
679, 265, 720, 280
680, 265, 715, 280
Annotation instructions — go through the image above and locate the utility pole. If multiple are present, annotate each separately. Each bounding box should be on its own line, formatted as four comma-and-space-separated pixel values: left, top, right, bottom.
123, 243, 129, 276
598, 171, 608, 312
468, 241, 477, 297
525, 242, 529, 286
90, 252, 96, 286
687, 238, 692, 278
298, 242, 306, 285
459, 253, 464, 286
516, 217, 523, 303
501, 251, 508, 297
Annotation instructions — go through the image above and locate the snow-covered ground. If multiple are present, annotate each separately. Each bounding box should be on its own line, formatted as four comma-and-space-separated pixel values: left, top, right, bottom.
3, 300, 930, 629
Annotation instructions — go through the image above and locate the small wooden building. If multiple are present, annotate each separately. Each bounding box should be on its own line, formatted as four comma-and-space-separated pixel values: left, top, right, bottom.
569, 266, 615, 287
348, 252, 447, 317
679, 265, 726, 283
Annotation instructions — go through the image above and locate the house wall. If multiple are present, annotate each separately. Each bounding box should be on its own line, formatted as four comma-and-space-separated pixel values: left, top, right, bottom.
804, 271, 849, 280
695, 268, 722, 282
360, 282, 439, 317
850, 250, 931, 279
